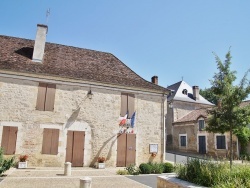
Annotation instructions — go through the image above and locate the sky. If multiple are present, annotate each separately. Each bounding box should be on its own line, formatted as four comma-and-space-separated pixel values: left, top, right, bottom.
1, 1, 250, 99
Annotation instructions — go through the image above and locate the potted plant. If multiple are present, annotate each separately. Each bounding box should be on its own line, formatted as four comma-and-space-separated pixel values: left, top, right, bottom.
97, 157, 106, 169
18, 155, 28, 169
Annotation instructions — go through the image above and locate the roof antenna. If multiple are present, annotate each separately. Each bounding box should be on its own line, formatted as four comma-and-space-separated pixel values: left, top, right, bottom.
46, 8, 50, 25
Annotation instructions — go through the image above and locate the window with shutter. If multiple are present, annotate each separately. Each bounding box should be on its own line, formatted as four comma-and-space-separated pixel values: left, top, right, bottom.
216, 135, 226, 149
36, 83, 56, 111
1, 126, 18, 155
198, 120, 205, 131
179, 134, 187, 147
42, 128, 59, 155
121, 93, 135, 118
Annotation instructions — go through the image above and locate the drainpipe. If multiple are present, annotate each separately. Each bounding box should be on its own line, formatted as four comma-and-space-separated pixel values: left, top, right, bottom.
162, 93, 166, 161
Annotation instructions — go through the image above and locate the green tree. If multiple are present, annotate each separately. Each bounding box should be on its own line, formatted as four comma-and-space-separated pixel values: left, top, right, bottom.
234, 126, 250, 156
201, 87, 250, 155
206, 50, 250, 169
200, 88, 217, 105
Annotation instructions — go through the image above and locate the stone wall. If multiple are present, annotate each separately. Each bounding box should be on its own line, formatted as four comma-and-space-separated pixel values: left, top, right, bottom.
172, 121, 238, 157
0, 76, 166, 167
166, 100, 238, 157
166, 100, 211, 150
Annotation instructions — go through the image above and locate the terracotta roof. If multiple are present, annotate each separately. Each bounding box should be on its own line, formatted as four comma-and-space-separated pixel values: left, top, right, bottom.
174, 108, 208, 123
0, 35, 168, 93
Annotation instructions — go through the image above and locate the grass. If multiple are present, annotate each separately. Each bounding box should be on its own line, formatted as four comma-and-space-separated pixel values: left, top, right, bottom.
175, 158, 250, 187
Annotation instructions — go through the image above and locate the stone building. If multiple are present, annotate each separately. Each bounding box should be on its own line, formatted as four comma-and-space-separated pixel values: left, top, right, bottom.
0, 24, 169, 167
166, 81, 238, 157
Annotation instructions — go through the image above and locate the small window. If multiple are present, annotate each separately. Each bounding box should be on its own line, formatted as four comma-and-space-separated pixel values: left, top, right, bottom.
36, 83, 56, 111
180, 135, 187, 147
182, 89, 188, 95
199, 120, 205, 131
42, 128, 59, 155
121, 93, 135, 118
1, 126, 18, 155
216, 135, 226, 149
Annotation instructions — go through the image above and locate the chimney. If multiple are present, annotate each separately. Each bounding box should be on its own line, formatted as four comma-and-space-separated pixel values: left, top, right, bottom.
192, 86, 200, 100
32, 24, 48, 63
151, 76, 158, 85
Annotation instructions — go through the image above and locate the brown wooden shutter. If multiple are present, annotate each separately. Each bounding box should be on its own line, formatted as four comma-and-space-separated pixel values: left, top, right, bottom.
8, 127, 18, 155
66, 131, 73, 162
121, 93, 128, 117
42, 128, 52, 154
45, 84, 56, 111
50, 129, 59, 155
42, 128, 59, 155
36, 83, 47, 111
1, 126, 17, 155
128, 94, 135, 118
1, 126, 10, 154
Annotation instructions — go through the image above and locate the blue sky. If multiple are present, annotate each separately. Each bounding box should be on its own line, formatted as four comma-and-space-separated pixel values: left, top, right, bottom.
1, 1, 250, 98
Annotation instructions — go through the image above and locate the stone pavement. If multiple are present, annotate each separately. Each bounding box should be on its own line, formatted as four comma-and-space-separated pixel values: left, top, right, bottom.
0, 167, 151, 188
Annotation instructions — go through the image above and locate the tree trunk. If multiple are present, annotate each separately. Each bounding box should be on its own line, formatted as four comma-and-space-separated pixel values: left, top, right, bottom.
230, 125, 233, 170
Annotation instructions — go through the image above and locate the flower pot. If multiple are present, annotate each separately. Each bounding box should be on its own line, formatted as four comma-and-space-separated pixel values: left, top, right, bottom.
97, 162, 105, 169
18, 161, 27, 169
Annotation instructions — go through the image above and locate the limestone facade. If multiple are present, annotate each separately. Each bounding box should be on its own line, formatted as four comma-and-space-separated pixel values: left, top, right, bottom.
0, 75, 167, 167
166, 99, 238, 158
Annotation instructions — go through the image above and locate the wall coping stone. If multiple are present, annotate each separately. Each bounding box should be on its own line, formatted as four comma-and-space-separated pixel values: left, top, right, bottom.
157, 173, 207, 188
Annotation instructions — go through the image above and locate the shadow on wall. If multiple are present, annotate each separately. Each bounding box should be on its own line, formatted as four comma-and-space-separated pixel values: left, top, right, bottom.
64, 107, 80, 129
90, 134, 117, 167
64, 95, 89, 129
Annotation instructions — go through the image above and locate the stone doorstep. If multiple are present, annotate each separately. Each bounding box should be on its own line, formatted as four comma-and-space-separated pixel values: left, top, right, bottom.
157, 174, 207, 188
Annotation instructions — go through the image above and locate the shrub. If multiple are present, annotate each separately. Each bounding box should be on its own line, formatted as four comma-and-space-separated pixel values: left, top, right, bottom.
126, 164, 140, 175
149, 162, 164, 174
163, 162, 174, 173
139, 163, 152, 174
116, 169, 129, 175
175, 158, 250, 187
0, 148, 15, 175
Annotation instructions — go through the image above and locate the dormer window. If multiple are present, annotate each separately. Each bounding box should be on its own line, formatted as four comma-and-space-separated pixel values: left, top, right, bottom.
199, 120, 205, 131
182, 89, 188, 95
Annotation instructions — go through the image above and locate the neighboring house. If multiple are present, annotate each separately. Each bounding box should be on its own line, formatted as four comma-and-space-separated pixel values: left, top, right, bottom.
166, 81, 238, 157
0, 24, 170, 167
240, 100, 250, 154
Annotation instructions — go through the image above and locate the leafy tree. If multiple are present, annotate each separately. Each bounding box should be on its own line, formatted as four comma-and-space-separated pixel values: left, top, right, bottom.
234, 126, 250, 156
201, 86, 250, 156
200, 88, 217, 105
206, 50, 250, 169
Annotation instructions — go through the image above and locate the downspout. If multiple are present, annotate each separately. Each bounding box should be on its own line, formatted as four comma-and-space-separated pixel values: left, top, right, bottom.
162, 93, 166, 161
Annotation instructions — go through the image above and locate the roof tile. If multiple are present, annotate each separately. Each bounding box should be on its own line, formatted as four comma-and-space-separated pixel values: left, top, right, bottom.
0, 35, 167, 93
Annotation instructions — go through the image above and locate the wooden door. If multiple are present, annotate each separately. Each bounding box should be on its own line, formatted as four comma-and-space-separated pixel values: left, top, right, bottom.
117, 133, 126, 167
66, 131, 85, 167
198, 136, 206, 154
126, 134, 136, 167
117, 133, 136, 167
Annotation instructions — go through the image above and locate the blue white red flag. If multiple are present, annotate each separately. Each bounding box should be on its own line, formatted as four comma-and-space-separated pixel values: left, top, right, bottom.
119, 113, 127, 126
130, 111, 136, 128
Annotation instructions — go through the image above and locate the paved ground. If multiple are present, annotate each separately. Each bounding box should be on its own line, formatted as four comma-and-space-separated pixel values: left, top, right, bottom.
0, 167, 153, 188
126, 174, 159, 188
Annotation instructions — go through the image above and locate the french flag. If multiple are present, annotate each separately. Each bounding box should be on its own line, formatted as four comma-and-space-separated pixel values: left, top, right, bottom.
119, 113, 127, 126
130, 112, 136, 128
